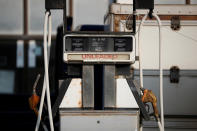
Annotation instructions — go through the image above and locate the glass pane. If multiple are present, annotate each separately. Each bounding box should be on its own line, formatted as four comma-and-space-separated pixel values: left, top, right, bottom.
73, 0, 109, 30
29, 0, 63, 34
0, 70, 15, 94
155, 0, 185, 4
191, 0, 197, 4
0, 0, 23, 34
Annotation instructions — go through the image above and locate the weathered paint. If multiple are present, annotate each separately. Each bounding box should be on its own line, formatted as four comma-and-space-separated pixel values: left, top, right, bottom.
60, 78, 139, 108
59, 79, 82, 108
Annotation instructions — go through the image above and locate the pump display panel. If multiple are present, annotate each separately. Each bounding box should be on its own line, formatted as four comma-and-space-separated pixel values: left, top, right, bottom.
63, 34, 135, 63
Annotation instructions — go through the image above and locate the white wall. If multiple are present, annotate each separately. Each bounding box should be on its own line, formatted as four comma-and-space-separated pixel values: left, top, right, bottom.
133, 25, 197, 70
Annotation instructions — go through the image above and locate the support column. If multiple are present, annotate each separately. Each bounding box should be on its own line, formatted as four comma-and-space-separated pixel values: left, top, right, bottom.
103, 65, 116, 108
82, 65, 94, 108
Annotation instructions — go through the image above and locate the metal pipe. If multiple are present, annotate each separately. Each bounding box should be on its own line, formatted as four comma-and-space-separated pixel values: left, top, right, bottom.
186, 0, 191, 5
63, 0, 67, 34
69, 0, 73, 17
23, 0, 28, 35
23, 0, 29, 93
133, 0, 136, 34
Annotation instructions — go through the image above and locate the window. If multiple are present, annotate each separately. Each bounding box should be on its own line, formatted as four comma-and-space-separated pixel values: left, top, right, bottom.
29, 0, 63, 34
0, 0, 23, 34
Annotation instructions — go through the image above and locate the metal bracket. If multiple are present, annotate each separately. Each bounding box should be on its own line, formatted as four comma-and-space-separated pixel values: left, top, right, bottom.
45, 0, 63, 10
126, 78, 150, 120
171, 16, 181, 31
52, 78, 72, 118
126, 15, 133, 31
135, 0, 154, 9
170, 66, 180, 83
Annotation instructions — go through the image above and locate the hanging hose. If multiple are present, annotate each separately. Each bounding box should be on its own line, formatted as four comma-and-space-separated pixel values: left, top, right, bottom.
35, 11, 54, 131
138, 13, 148, 89
153, 13, 164, 131
137, 12, 164, 131
157, 117, 163, 131
138, 14, 148, 131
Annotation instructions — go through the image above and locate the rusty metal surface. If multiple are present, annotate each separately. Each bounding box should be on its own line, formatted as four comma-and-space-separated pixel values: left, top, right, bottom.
113, 14, 197, 32
59, 79, 82, 108
110, 4, 197, 15
110, 4, 197, 32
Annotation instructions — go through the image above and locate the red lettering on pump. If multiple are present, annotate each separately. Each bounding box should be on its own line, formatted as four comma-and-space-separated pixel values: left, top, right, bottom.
112, 54, 118, 59
82, 54, 86, 59
81, 54, 119, 60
